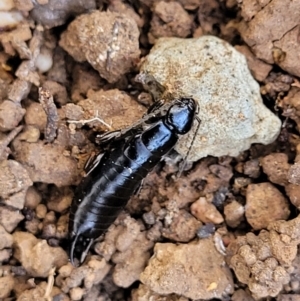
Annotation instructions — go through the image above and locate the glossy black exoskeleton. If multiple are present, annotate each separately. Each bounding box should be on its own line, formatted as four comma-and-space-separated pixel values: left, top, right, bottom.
68, 97, 199, 264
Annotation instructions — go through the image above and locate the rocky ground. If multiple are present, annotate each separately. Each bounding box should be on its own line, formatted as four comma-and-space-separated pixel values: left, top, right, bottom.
0, 0, 300, 300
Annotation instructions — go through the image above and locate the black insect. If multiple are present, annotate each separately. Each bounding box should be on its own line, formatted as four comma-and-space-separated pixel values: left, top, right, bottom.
69, 97, 199, 264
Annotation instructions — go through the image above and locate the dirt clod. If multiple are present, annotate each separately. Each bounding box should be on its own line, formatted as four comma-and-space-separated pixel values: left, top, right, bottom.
191, 197, 224, 224
229, 215, 300, 299
0, 1, 299, 300
12, 139, 79, 187
76, 89, 146, 132
8, 79, 31, 103
235, 45, 272, 82
0, 275, 14, 298
59, 10, 140, 83
141, 239, 234, 300
149, 1, 193, 42
0, 100, 26, 132
60, 256, 111, 294
285, 184, 300, 210
260, 153, 291, 186
240, 0, 300, 77
0, 206, 24, 233
0, 159, 32, 209
30, 0, 96, 28
288, 162, 300, 185
0, 224, 13, 250
111, 216, 154, 288
224, 200, 245, 228
13, 231, 68, 278
245, 183, 290, 230
162, 209, 201, 242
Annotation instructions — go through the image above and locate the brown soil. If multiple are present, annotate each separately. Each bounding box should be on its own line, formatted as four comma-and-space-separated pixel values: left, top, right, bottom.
0, 0, 300, 300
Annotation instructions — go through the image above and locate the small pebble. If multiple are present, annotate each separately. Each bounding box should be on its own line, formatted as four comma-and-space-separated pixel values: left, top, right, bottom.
59, 263, 74, 278
139, 36, 281, 161
0, 249, 12, 262
0, 11, 23, 27
140, 239, 233, 300
25, 186, 42, 209
260, 153, 290, 186
35, 47, 53, 73
36, 204, 47, 219
0, 206, 24, 233
18, 125, 40, 143
44, 211, 56, 224
25, 218, 40, 235
197, 223, 216, 239
143, 211, 156, 225
0, 0, 14, 10
285, 183, 300, 209
245, 183, 290, 230
244, 159, 261, 178
42, 223, 56, 238
191, 197, 224, 224
0, 275, 14, 298
0, 225, 13, 250
13, 231, 68, 277
290, 280, 300, 291
59, 10, 140, 83
212, 187, 228, 208
224, 200, 245, 228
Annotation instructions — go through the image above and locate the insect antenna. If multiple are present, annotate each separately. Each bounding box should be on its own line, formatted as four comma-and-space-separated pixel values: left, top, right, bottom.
178, 115, 201, 177
67, 110, 112, 130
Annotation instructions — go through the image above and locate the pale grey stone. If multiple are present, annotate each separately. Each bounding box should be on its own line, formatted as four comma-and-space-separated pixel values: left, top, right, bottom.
139, 36, 281, 161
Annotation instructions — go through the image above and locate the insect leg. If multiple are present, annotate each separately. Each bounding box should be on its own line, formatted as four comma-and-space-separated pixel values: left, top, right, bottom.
84, 152, 105, 176
146, 99, 165, 114
96, 99, 175, 148
133, 179, 144, 197
178, 115, 201, 177
96, 129, 129, 148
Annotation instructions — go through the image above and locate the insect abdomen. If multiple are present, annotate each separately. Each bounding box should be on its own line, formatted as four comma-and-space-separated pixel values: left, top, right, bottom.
70, 121, 178, 238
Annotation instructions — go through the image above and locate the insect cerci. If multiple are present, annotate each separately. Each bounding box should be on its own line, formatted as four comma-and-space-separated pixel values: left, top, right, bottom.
68, 97, 199, 264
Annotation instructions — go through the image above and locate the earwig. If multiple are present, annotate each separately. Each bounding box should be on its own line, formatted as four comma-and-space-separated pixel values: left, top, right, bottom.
68, 97, 199, 264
